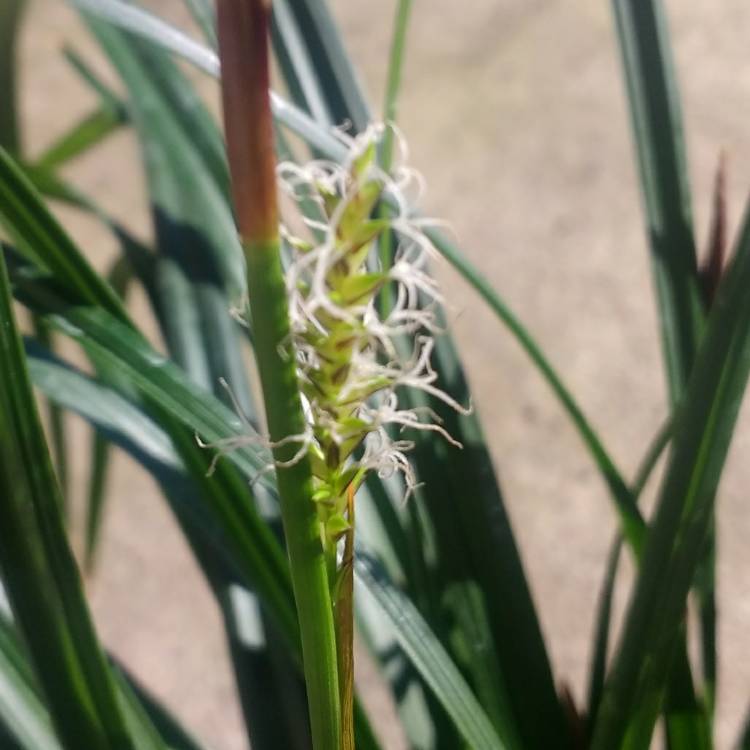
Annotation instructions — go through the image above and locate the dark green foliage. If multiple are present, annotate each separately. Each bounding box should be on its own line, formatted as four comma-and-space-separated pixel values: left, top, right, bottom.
0, 2, 748, 749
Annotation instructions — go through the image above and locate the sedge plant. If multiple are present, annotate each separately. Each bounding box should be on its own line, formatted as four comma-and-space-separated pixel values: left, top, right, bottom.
1, 1, 750, 750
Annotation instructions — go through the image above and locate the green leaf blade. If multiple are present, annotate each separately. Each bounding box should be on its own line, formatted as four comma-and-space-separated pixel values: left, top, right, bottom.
0, 148, 128, 324
0, 252, 134, 750
0, 616, 61, 750
355, 555, 506, 750
0, 0, 25, 154
612, 0, 703, 403
591, 199, 750, 749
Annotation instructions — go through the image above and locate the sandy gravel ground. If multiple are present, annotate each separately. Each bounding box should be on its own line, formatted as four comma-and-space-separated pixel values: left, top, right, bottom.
15, 1, 750, 747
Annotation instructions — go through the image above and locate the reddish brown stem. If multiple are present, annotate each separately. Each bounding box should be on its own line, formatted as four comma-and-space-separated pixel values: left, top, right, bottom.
216, 0, 278, 244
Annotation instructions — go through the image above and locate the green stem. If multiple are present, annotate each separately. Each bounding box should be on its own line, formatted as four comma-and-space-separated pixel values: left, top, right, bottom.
246, 240, 341, 750
335, 492, 355, 750
216, 2, 341, 747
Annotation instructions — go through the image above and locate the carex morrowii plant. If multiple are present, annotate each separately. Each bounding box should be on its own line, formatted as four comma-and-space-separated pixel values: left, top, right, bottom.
3, 1, 750, 750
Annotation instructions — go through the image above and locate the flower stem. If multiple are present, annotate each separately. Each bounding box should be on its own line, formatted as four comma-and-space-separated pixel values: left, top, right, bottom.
216, 2, 341, 748
335, 486, 356, 750
245, 241, 341, 750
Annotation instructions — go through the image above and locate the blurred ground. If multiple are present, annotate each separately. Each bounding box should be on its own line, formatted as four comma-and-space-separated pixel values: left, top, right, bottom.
16, 1, 750, 748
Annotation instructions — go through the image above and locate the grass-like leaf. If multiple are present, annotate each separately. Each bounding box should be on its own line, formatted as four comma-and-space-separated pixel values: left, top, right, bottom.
27, 336, 295, 631
586, 417, 672, 733
612, 1, 714, 737
182, 0, 216, 49
34, 48, 127, 171
738, 706, 750, 749
0, 0, 25, 154
34, 105, 123, 173
83, 256, 133, 570
273, 0, 370, 131
24, 340, 178, 470
28, 329, 314, 750
85, 19, 240, 298
31, 316, 69, 509
0, 617, 60, 750
49, 32, 299, 734
0, 252, 136, 750
68, 0, 349, 160
0, 148, 128, 322
402, 329, 568, 749
356, 554, 506, 750
18, 270, 511, 750
383, 2, 411, 118
84, 12, 252, 417
114, 664, 208, 750
612, 0, 703, 403
27, 336, 382, 750
71, 0, 219, 75
271, 0, 337, 128
591, 197, 750, 748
